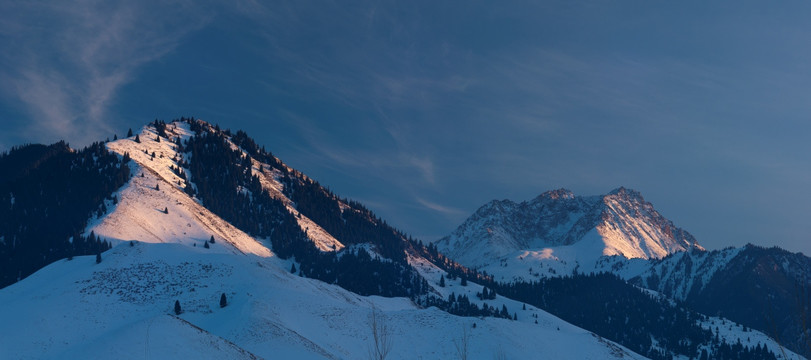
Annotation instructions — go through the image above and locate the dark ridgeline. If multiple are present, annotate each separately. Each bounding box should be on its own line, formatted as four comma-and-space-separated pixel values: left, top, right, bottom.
183, 119, 427, 298
0, 141, 129, 287
633, 244, 811, 358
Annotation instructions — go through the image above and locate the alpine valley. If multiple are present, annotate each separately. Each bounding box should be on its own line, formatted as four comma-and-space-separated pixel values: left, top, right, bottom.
1, 118, 807, 359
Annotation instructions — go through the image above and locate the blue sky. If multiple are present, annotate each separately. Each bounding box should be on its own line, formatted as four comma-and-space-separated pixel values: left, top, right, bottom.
2, 1, 811, 254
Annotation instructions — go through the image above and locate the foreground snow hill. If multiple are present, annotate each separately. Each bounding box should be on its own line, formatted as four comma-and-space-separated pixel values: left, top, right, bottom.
0, 121, 644, 359
435, 188, 703, 282
0, 233, 644, 359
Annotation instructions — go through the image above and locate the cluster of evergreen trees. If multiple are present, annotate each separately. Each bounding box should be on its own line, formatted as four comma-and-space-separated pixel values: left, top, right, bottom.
419, 292, 514, 320
493, 272, 776, 360
0, 141, 130, 288
280, 176, 409, 263
181, 120, 427, 298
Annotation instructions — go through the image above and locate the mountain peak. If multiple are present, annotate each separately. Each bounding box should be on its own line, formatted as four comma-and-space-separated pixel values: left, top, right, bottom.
436, 187, 702, 272
606, 186, 644, 201
534, 188, 575, 201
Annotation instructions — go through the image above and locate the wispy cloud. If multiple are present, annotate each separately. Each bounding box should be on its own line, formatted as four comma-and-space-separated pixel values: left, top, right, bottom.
0, 1, 209, 146
416, 197, 466, 217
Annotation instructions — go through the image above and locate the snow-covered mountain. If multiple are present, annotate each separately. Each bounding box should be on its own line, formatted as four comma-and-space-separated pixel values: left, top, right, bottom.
0, 120, 647, 359
435, 187, 703, 281
0, 119, 799, 359
631, 244, 811, 356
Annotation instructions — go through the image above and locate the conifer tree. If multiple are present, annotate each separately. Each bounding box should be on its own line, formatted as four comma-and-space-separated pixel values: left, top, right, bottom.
460, 276, 467, 286
134, 134, 141, 143
113, 134, 117, 140
290, 263, 297, 273
204, 241, 210, 249
164, 207, 169, 214
439, 276, 445, 287
156, 136, 160, 143
95, 251, 101, 264
174, 300, 182, 315
127, 128, 133, 137
220, 293, 227, 308
209, 235, 215, 244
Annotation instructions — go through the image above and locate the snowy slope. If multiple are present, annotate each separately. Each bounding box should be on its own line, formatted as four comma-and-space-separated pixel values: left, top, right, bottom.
0, 240, 647, 359
435, 188, 703, 282
88, 123, 270, 256
89, 121, 342, 254
632, 247, 744, 301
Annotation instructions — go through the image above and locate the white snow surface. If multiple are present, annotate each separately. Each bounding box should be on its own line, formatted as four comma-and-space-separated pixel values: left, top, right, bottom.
0, 121, 648, 359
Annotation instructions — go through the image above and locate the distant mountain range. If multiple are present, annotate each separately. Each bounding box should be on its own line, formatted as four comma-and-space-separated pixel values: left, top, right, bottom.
0, 118, 805, 359
436, 187, 811, 358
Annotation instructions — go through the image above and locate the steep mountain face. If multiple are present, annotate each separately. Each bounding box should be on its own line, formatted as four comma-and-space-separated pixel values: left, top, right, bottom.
435, 187, 702, 279
632, 245, 811, 358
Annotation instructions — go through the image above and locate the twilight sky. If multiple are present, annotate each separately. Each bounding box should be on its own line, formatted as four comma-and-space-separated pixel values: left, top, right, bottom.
2, 1, 811, 254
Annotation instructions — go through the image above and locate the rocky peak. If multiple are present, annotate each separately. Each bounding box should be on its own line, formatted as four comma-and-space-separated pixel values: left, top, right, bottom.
534, 188, 575, 201
606, 187, 644, 201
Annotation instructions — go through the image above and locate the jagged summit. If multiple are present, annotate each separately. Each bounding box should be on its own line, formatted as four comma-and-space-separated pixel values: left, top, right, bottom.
534, 188, 575, 201
607, 186, 639, 196
435, 187, 703, 273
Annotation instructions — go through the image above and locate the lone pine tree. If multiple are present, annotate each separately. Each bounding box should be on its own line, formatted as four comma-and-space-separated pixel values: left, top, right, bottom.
174, 300, 182, 315
220, 293, 227, 308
